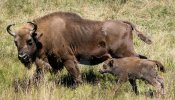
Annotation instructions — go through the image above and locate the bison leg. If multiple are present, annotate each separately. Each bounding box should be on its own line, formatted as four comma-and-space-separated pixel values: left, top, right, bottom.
35, 58, 52, 71
33, 58, 52, 82
64, 59, 82, 85
129, 79, 139, 95
33, 67, 44, 83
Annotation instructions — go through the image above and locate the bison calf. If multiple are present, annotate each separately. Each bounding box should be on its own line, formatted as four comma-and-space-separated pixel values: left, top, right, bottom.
99, 57, 165, 98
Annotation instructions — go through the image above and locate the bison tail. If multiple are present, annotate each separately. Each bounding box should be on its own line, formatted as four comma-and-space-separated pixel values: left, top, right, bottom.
135, 30, 152, 44
122, 21, 152, 44
153, 60, 166, 73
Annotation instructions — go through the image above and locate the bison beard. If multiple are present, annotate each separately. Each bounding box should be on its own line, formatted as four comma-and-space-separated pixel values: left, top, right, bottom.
6, 12, 152, 85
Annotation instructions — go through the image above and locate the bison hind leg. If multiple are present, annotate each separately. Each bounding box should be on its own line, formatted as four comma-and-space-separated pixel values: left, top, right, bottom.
64, 59, 82, 85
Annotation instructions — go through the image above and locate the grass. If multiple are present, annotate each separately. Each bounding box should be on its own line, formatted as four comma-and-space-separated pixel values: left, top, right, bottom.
0, 0, 175, 99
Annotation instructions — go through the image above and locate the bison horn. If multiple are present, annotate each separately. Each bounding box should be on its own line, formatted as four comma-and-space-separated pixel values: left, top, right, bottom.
6, 24, 16, 36
27, 21, 37, 33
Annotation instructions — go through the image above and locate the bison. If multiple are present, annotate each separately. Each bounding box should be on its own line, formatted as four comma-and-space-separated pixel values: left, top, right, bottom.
99, 57, 165, 98
6, 12, 151, 84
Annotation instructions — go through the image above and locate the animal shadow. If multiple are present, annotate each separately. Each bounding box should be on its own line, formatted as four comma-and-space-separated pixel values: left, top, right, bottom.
12, 69, 102, 92
59, 69, 101, 87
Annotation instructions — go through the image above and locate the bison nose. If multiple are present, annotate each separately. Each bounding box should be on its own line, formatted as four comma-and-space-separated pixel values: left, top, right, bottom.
18, 53, 28, 60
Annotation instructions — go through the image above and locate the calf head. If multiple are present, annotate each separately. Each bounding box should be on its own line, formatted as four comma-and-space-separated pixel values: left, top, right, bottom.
99, 59, 114, 74
7, 22, 42, 69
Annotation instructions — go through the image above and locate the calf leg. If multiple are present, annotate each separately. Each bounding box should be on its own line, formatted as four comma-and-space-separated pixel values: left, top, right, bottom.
113, 73, 128, 95
145, 77, 162, 98
157, 76, 166, 99
152, 80, 162, 99
129, 79, 139, 95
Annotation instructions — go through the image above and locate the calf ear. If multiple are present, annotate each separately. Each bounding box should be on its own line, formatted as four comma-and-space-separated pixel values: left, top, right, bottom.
109, 59, 114, 67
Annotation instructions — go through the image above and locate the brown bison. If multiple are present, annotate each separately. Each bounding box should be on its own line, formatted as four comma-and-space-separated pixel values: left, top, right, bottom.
6, 12, 151, 84
100, 57, 165, 98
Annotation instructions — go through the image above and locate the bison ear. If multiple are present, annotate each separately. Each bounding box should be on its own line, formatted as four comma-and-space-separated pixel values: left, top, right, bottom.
37, 33, 43, 40
109, 59, 114, 67
32, 32, 37, 37
32, 32, 43, 39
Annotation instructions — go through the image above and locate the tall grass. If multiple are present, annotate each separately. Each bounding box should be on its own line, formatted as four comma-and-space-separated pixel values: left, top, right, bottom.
0, 0, 175, 100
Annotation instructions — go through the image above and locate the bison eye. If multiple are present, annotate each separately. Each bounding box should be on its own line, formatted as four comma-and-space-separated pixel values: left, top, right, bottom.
27, 39, 33, 45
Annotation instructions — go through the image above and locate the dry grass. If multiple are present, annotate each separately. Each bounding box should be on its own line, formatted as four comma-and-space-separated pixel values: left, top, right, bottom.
0, 0, 175, 100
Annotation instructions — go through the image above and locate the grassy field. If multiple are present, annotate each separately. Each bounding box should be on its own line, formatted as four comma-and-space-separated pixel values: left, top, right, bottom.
0, 0, 175, 99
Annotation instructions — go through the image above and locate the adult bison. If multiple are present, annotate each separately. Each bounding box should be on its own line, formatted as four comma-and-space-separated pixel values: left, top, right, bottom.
6, 12, 151, 84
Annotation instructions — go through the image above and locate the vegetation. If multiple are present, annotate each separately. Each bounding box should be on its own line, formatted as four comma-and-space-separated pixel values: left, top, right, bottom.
0, 0, 175, 99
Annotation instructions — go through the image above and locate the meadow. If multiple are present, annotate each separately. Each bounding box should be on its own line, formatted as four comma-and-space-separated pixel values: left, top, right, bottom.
0, 0, 175, 99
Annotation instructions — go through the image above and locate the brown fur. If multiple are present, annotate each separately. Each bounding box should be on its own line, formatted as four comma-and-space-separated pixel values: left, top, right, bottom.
7, 12, 152, 84
100, 57, 165, 98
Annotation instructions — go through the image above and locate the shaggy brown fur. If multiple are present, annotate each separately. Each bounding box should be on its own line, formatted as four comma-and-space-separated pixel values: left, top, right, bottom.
7, 12, 151, 84
100, 57, 165, 98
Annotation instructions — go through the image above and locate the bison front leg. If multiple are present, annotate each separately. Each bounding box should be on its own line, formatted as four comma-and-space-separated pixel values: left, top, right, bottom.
64, 59, 82, 86
33, 58, 52, 83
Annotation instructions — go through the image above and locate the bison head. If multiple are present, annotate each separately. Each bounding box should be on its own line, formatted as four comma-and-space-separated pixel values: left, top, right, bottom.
7, 22, 41, 69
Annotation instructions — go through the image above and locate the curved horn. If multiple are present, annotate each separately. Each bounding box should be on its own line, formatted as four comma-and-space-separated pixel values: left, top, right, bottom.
27, 21, 37, 33
6, 24, 16, 36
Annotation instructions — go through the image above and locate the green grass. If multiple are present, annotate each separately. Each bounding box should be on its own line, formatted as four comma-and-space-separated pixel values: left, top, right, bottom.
0, 0, 175, 99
